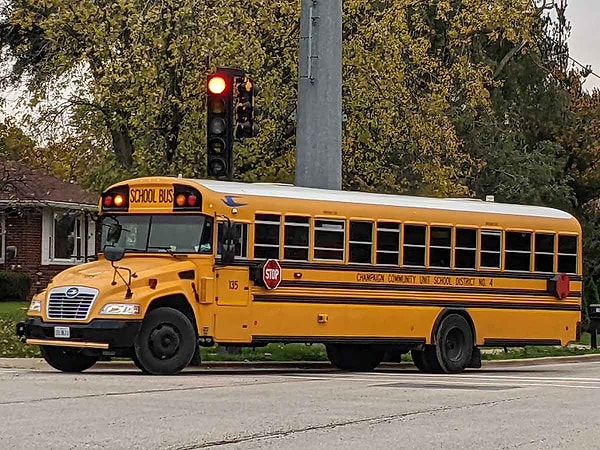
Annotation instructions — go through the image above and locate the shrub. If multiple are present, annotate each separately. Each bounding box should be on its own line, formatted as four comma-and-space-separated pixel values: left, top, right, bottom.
0, 272, 32, 301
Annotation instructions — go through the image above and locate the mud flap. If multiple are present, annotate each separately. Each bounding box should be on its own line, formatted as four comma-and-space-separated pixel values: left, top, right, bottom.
467, 347, 482, 368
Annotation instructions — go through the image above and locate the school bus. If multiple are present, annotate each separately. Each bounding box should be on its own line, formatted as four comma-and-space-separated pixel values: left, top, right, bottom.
16, 177, 582, 375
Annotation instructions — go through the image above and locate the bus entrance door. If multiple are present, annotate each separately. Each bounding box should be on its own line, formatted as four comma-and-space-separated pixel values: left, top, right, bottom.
213, 266, 252, 341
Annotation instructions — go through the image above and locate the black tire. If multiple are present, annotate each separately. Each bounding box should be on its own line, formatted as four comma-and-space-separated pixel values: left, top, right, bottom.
41, 346, 98, 373
435, 314, 473, 374
134, 307, 196, 375
131, 352, 149, 374
411, 345, 443, 373
326, 344, 384, 371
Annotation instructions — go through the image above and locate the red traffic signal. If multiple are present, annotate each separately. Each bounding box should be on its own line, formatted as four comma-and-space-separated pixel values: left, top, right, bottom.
207, 75, 227, 95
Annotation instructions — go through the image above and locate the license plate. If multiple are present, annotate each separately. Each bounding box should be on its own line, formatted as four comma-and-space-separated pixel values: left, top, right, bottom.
54, 326, 70, 338
596, 307, 600, 313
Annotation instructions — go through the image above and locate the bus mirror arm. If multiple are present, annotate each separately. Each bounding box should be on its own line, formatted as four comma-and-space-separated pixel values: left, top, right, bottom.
108, 260, 135, 299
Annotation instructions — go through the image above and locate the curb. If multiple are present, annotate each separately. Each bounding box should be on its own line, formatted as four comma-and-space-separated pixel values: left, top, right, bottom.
2, 353, 600, 371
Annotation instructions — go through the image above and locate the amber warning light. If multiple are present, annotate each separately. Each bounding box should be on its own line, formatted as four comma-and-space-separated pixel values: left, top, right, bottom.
208, 76, 227, 95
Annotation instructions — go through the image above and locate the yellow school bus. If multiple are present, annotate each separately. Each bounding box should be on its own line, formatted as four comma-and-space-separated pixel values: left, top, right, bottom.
17, 177, 582, 375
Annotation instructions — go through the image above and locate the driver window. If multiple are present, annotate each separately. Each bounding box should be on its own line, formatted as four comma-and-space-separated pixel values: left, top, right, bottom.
198, 218, 214, 253
217, 223, 248, 258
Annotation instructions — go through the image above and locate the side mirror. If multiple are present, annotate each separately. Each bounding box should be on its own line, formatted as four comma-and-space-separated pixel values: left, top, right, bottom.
220, 222, 237, 266
104, 245, 125, 262
5, 246, 17, 262
106, 223, 123, 245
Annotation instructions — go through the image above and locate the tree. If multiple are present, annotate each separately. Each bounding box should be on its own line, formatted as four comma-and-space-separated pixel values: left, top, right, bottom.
1, 0, 548, 196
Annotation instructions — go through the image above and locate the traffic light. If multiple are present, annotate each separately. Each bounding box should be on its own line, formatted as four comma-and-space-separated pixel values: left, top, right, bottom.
206, 71, 234, 180
234, 77, 259, 139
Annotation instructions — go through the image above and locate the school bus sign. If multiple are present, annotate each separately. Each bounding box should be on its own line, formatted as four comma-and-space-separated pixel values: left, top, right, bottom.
262, 259, 282, 290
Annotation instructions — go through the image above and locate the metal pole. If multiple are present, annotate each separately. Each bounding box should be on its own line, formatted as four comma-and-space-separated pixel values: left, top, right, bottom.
295, 0, 342, 190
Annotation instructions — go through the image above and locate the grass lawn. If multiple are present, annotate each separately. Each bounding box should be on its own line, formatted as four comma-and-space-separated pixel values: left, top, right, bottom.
1, 300, 598, 361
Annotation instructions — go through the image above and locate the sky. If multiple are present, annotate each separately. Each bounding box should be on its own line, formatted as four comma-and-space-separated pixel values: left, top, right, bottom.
566, 0, 600, 91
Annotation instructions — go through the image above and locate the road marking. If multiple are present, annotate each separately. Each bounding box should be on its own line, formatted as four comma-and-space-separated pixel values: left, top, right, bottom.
288, 371, 600, 390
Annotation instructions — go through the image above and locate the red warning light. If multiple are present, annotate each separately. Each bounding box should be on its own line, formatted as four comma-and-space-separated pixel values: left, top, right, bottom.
208, 76, 227, 95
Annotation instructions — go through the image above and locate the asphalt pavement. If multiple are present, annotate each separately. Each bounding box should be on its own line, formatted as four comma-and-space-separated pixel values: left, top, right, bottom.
1, 358, 600, 449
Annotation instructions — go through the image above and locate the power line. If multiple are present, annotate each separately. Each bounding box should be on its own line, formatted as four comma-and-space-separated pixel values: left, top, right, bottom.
568, 56, 600, 80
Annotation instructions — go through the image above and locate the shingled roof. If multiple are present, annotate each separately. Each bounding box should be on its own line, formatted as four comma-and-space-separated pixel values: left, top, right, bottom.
0, 159, 97, 206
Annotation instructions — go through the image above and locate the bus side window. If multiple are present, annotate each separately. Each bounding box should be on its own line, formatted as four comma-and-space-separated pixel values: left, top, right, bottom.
455, 228, 477, 269
284, 216, 310, 261
314, 219, 345, 261
480, 230, 501, 269
429, 227, 452, 268
403, 225, 426, 267
217, 223, 248, 258
534, 233, 555, 273
558, 235, 578, 274
376, 222, 400, 265
505, 231, 532, 271
254, 214, 281, 259
349, 221, 373, 264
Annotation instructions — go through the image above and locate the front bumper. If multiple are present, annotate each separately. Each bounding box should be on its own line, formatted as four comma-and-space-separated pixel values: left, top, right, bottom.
16, 318, 142, 349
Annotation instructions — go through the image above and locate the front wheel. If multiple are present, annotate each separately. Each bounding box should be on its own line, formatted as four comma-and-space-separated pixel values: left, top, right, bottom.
41, 346, 98, 373
134, 307, 196, 375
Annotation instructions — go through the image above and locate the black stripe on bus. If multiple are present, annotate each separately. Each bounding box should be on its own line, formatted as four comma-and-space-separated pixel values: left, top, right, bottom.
277, 280, 582, 299
251, 336, 426, 345
483, 338, 562, 347
252, 295, 582, 311
229, 260, 583, 282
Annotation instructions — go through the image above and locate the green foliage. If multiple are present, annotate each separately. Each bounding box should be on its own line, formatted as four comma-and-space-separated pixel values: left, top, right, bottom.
0, 272, 32, 302
0, 302, 40, 358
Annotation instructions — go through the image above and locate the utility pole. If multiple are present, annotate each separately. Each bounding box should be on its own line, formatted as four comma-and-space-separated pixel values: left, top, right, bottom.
295, 0, 342, 190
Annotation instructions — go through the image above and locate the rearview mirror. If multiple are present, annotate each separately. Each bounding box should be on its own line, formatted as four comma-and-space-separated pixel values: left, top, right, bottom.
106, 223, 123, 245
5, 246, 17, 262
220, 222, 237, 266
104, 245, 125, 262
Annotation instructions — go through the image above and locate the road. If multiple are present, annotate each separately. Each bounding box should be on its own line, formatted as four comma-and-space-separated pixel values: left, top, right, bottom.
1, 359, 600, 449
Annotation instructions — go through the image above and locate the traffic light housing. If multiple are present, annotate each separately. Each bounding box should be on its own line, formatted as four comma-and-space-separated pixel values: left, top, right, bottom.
235, 77, 259, 140
206, 72, 234, 180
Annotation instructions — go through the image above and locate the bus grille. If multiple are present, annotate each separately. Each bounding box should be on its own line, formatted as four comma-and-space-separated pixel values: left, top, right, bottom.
47, 287, 98, 320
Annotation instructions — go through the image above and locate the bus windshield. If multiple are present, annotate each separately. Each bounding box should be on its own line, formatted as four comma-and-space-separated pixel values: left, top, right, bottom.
101, 214, 214, 254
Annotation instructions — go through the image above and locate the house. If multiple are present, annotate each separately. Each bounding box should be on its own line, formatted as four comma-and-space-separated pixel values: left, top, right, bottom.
0, 159, 98, 296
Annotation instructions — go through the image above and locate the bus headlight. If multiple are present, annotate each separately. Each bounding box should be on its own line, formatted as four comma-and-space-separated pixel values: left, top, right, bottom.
28, 300, 42, 313
100, 304, 141, 315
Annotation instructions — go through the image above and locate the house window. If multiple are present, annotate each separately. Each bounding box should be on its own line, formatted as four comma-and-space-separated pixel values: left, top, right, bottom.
42, 209, 96, 265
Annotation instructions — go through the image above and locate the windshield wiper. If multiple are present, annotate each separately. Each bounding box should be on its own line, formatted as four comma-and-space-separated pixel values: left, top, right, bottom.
147, 246, 179, 258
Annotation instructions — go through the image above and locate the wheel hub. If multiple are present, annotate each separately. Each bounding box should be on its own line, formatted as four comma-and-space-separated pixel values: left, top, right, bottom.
149, 324, 181, 360
445, 328, 464, 362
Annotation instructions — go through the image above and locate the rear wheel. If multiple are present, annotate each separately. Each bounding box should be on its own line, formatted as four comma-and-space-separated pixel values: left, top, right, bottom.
134, 307, 196, 375
435, 314, 473, 374
41, 346, 98, 373
326, 344, 384, 371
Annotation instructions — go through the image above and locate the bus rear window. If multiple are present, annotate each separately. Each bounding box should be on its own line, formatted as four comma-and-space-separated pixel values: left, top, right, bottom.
558, 235, 578, 274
